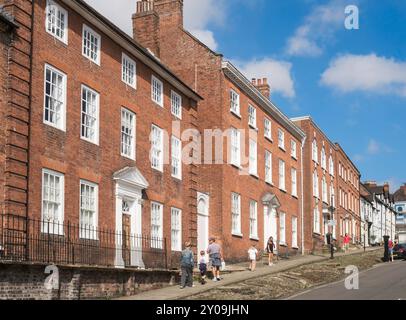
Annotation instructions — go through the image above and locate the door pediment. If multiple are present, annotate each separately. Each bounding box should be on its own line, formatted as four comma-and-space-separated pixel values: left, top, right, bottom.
113, 167, 149, 191
262, 193, 281, 208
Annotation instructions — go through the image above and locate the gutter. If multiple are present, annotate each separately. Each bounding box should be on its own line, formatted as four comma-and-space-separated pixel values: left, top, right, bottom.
300, 135, 307, 255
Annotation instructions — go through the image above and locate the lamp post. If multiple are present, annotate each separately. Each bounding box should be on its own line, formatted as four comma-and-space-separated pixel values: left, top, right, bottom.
328, 194, 336, 259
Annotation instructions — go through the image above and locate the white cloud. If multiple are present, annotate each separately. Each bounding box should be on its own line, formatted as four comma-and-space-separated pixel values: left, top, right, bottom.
367, 139, 380, 155
286, 0, 350, 57
84, 0, 224, 50
321, 54, 406, 97
234, 58, 296, 98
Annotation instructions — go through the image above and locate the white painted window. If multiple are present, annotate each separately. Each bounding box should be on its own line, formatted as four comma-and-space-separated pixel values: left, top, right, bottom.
82, 24, 101, 65
171, 136, 182, 180
278, 129, 285, 150
44, 65, 66, 131
249, 200, 258, 239
151, 125, 164, 172
280, 212, 286, 244
265, 150, 273, 184
291, 168, 297, 197
321, 147, 327, 169
292, 217, 298, 248
312, 139, 318, 163
230, 89, 240, 116
79, 180, 98, 239
151, 202, 163, 249
264, 118, 272, 140
313, 170, 319, 198
291, 140, 297, 159
151, 75, 164, 106
171, 91, 182, 119
248, 104, 256, 128
230, 128, 241, 167
330, 184, 335, 207
45, 0, 68, 44
279, 159, 286, 191
42, 169, 64, 234
81, 85, 99, 144
322, 176, 328, 203
249, 139, 257, 176
329, 155, 334, 176
122, 53, 136, 88
314, 206, 320, 234
231, 193, 241, 235
171, 208, 182, 252
121, 108, 136, 159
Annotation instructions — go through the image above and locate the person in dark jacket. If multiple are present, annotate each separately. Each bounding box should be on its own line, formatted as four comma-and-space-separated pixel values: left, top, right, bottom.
180, 242, 194, 289
266, 237, 276, 266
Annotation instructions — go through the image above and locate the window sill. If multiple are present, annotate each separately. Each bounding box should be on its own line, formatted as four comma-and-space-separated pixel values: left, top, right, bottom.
292, 194, 298, 199
121, 154, 136, 161
122, 80, 137, 90
80, 137, 99, 146
151, 167, 164, 174
43, 121, 66, 133
249, 124, 258, 131
230, 110, 242, 119
266, 181, 274, 187
279, 146, 286, 152
279, 188, 287, 193
292, 246, 299, 250
279, 242, 288, 247
250, 236, 259, 241
313, 232, 321, 236
265, 136, 273, 143
250, 173, 259, 179
291, 156, 298, 161
172, 175, 182, 181
231, 163, 242, 170
232, 233, 243, 238
152, 101, 164, 108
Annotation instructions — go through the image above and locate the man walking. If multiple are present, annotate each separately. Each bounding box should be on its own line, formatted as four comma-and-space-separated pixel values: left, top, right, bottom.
207, 237, 223, 282
180, 242, 194, 289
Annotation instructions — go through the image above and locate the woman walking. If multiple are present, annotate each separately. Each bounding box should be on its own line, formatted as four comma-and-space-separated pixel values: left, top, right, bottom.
266, 237, 275, 266
207, 237, 223, 281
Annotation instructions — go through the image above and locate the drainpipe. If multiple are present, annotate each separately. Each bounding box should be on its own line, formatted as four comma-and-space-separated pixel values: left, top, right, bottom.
300, 136, 307, 255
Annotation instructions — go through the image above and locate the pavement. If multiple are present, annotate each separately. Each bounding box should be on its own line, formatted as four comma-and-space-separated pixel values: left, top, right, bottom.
288, 259, 406, 300
117, 247, 380, 300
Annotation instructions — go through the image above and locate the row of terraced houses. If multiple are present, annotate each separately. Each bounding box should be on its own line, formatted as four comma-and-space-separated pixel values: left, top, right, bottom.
0, 0, 397, 275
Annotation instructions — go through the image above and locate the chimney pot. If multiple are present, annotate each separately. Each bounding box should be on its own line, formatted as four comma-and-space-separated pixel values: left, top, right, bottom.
263, 78, 267, 84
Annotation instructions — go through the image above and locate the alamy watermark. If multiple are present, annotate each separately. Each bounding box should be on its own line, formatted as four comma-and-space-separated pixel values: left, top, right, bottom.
345, 5, 359, 30
344, 265, 359, 290
44, 264, 59, 290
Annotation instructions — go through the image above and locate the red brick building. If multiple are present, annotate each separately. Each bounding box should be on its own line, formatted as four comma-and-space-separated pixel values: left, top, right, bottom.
335, 143, 361, 245
0, 0, 203, 268
291, 117, 338, 253
133, 0, 306, 261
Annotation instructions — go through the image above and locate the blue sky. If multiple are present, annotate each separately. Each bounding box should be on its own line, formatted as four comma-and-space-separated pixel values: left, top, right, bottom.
85, 0, 406, 191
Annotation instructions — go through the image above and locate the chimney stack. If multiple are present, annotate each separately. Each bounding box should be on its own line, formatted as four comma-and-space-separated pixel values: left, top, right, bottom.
252, 77, 271, 100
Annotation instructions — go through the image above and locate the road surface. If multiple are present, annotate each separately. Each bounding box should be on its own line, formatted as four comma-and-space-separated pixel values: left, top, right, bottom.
289, 260, 406, 300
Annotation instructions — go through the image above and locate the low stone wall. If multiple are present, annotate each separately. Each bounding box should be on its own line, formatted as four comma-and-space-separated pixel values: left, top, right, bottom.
0, 262, 180, 300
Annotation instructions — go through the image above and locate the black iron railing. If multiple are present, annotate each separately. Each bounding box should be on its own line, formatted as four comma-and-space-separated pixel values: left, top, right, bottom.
0, 214, 167, 270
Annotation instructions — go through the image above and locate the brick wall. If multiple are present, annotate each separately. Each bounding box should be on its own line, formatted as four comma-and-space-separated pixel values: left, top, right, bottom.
0, 262, 179, 300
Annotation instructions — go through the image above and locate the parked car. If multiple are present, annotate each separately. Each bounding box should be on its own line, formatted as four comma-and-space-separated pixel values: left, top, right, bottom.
393, 243, 406, 260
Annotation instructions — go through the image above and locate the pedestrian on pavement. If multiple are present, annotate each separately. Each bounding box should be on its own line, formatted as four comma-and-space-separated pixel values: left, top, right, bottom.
198, 250, 207, 285
180, 241, 194, 289
388, 238, 394, 262
248, 243, 258, 271
207, 236, 223, 282
266, 237, 275, 266
343, 233, 350, 253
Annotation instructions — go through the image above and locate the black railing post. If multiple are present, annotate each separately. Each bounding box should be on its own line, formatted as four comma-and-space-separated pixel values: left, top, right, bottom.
164, 237, 168, 270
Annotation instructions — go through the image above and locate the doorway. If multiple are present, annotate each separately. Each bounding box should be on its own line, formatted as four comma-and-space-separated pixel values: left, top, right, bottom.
197, 193, 209, 258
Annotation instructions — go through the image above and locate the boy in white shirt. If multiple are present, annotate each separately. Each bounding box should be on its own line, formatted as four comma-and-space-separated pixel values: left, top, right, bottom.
248, 243, 258, 271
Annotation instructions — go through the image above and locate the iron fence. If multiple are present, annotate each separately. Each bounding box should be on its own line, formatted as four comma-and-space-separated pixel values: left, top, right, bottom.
0, 214, 168, 270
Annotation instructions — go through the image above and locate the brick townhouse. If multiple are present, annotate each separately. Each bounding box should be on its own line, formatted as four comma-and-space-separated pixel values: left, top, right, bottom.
0, 0, 203, 269
335, 143, 361, 245
291, 116, 338, 253
133, 0, 306, 261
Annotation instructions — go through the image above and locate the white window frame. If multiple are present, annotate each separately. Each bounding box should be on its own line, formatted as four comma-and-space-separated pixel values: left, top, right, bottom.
41, 169, 64, 235
121, 108, 136, 160
329, 155, 334, 176
171, 135, 182, 180
230, 128, 241, 167
265, 150, 273, 184
249, 200, 258, 239
278, 129, 285, 150
279, 212, 286, 245
312, 139, 318, 163
321, 147, 327, 169
79, 180, 98, 240
291, 140, 297, 159
313, 170, 319, 198
171, 90, 182, 119
279, 159, 286, 191
322, 176, 328, 203
82, 24, 101, 65
80, 85, 100, 145
171, 208, 182, 252
313, 206, 320, 234
248, 104, 257, 128
151, 202, 163, 249
291, 168, 297, 197
231, 193, 242, 236
151, 125, 164, 172
264, 118, 272, 141
249, 139, 258, 176
230, 89, 240, 116
121, 53, 137, 89
43, 64, 67, 131
45, 0, 68, 44
292, 216, 298, 248
151, 75, 164, 107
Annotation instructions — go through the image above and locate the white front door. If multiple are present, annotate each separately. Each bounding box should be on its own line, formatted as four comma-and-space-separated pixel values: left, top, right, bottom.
197, 193, 209, 258
264, 205, 277, 249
